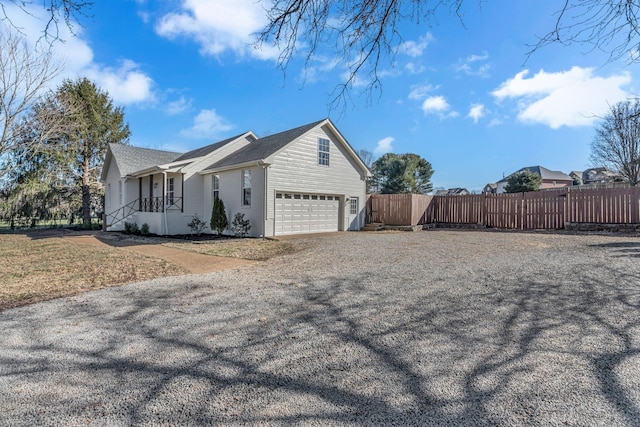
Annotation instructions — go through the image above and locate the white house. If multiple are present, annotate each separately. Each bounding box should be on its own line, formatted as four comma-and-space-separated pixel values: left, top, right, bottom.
100, 118, 370, 237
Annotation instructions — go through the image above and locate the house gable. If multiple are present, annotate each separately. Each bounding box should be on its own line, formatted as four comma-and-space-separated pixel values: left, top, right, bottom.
201, 119, 369, 176
100, 143, 182, 182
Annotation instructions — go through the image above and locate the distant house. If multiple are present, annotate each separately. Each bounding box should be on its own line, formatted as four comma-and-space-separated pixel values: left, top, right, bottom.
569, 171, 583, 186
435, 187, 471, 196
482, 183, 497, 194
582, 167, 624, 185
496, 166, 573, 193
100, 118, 370, 237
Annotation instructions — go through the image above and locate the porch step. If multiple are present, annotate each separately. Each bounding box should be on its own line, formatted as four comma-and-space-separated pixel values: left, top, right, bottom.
363, 223, 384, 232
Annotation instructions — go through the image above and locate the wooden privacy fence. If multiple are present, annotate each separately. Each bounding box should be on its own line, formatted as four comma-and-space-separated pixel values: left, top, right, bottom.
367, 194, 432, 226
367, 187, 640, 230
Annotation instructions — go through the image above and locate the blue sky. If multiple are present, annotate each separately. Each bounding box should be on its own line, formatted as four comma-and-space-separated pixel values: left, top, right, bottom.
8, 1, 639, 191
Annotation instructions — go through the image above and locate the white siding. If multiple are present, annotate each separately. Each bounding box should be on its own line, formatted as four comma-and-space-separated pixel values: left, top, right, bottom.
265, 124, 367, 236
103, 158, 122, 216
181, 171, 203, 217
204, 166, 265, 237
184, 134, 255, 174
103, 157, 138, 231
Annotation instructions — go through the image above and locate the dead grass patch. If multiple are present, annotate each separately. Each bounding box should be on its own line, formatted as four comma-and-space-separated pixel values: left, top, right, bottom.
163, 238, 296, 261
0, 232, 184, 311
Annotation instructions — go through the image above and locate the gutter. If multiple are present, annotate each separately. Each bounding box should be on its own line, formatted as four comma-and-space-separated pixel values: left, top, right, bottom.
262, 164, 268, 238
199, 160, 270, 175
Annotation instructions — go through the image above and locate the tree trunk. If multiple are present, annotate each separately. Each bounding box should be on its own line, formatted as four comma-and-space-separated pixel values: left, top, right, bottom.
82, 146, 91, 228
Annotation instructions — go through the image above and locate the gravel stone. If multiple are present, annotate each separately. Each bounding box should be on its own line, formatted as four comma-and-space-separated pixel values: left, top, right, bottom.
1, 230, 640, 426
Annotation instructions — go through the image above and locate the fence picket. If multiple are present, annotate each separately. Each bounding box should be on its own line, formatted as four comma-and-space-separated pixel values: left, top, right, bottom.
367, 187, 640, 229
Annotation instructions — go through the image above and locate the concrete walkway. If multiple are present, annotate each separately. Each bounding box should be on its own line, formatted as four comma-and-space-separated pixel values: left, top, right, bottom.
63, 234, 254, 274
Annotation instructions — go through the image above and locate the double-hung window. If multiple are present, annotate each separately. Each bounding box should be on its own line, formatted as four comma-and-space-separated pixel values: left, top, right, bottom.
318, 138, 330, 166
212, 175, 220, 201
242, 170, 251, 206
167, 177, 175, 206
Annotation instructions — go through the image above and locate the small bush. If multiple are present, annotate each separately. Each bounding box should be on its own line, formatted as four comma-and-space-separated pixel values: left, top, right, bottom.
187, 214, 208, 236
231, 212, 251, 237
124, 222, 139, 235
140, 223, 150, 235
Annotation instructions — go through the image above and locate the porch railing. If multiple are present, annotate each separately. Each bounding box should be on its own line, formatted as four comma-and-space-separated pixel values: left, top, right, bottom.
105, 197, 184, 227
105, 199, 139, 227
138, 197, 183, 213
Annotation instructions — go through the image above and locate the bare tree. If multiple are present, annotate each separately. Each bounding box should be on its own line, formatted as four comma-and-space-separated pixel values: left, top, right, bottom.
357, 148, 375, 168
591, 100, 640, 186
0, 27, 68, 180
257, 0, 466, 108
531, 1, 640, 64
0, 0, 92, 40
257, 1, 640, 106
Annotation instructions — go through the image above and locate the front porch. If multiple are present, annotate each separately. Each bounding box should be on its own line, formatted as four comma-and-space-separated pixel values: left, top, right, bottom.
104, 171, 185, 231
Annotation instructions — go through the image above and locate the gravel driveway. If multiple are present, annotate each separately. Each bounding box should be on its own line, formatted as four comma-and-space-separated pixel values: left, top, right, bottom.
2, 230, 640, 426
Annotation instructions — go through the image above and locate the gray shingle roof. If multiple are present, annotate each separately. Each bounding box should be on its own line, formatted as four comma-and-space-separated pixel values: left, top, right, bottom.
497, 166, 572, 183
205, 119, 326, 170
109, 143, 182, 177
173, 133, 247, 162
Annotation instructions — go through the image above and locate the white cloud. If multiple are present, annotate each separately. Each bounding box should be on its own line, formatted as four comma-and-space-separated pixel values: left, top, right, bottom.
1, 5, 156, 106
398, 32, 433, 57
456, 51, 490, 77
85, 60, 155, 105
166, 96, 192, 115
422, 96, 458, 118
374, 137, 394, 155
181, 109, 234, 138
492, 66, 631, 128
466, 52, 489, 63
405, 62, 426, 75
155, 0, 278, 60
468, 104, 485, 123
298, 55, 341, 84
408, 84, 437, 101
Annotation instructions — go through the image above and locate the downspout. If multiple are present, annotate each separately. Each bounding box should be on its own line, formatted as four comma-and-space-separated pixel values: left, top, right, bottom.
262, 164, 268, 238
162, 171, 169, 235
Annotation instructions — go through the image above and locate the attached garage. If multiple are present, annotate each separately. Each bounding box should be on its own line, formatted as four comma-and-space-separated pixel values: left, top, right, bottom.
274, 192, 340, 235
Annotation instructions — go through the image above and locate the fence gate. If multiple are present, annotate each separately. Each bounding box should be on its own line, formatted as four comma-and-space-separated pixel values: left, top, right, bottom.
523, 189, 565, 230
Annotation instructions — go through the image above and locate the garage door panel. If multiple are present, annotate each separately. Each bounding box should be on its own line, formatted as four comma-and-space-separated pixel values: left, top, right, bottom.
275, 192, 339, 236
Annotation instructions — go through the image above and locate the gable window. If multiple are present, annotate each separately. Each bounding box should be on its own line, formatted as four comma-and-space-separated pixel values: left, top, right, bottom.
212, 175, 220, 201
318, 138, 330, 166
167, 177, 175, 206
242, 170, 251, 206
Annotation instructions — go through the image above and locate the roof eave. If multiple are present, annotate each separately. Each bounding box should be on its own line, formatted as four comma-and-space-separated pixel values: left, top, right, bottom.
127, 165, 169, 178
199, 160, 271, 175
323, 119, 372, 177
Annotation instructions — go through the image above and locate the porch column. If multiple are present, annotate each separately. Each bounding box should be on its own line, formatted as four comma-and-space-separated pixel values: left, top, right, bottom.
162, 173, 166, 213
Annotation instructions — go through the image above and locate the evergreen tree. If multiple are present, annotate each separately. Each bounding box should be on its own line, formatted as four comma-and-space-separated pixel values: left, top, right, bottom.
42, 78, 130, 227
504, 170, 542, 193
210, 198, 228, 236
372, 153, 434, 194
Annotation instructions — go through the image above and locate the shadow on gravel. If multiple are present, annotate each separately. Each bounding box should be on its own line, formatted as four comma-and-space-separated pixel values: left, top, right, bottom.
588, 241, 640, 258
1, 255, 640, 424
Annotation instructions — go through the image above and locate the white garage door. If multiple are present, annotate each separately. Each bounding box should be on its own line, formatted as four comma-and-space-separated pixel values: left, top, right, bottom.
274, 192, 340, 235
